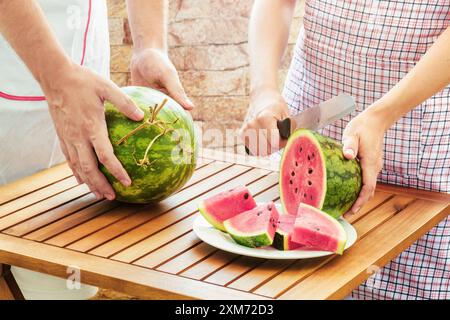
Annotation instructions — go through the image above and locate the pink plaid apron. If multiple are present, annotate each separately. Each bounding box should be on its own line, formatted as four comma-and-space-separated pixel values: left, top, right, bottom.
283, 0, 450, 299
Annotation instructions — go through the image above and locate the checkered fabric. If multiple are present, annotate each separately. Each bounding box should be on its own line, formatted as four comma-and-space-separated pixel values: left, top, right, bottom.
283, 0, 450, 299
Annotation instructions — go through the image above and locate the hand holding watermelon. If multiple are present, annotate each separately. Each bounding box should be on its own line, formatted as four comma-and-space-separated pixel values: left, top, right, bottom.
131, 48, 195, 111
342, 110, 385, 215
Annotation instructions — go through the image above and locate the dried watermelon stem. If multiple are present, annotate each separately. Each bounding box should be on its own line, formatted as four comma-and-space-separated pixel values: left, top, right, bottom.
114, 98, 181, 168
116, 99, 169, 146
136, 126, 175, 168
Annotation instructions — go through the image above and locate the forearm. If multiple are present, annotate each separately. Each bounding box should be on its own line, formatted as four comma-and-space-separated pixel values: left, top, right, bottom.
126, 0, 167, 52
249, 0, 296, 95
0, 0, 72, 90
368, 27, 450, 130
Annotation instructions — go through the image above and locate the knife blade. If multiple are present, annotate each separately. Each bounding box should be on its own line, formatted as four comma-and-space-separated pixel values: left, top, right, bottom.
277, 93, 356, 140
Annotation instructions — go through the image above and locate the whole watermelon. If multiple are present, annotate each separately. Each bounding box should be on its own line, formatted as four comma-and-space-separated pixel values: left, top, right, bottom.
280, 129, 362, 218
100, 86, 197, 204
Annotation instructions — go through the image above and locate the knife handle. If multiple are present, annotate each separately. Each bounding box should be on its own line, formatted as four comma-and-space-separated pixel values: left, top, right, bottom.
245, 119, 290, 155
277, 118, 291, 140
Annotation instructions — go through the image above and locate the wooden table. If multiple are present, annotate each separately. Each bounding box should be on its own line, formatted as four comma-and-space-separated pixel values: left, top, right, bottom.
0, 150, 449, 300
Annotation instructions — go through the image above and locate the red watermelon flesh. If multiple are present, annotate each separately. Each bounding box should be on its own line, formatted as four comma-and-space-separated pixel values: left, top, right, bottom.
292, 203, 347, 254
273, 214, 304, 251
280, 135, 325, 216
198, 186, 257, 232
223, 202, 280, 248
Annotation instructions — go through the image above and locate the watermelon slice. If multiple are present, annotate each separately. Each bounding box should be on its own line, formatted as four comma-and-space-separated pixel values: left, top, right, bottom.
198, 186, 257, 232
223, 202, 280, 248
273, 214, 303, 251
292, 203, 347, 255
280, 129, 362, 219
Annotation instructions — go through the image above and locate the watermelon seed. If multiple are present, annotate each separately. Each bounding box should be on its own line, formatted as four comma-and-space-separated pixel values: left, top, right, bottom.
308, 180, 312, 186
308, 168, 313, 174
244, 193, 249, 200
310, 195, 313, 200
304, 193, 307, 198
299, 147, 303, 152
257, 211, 263, 216
295, 188, 298, 194
295, 161, 298, 166
307, 155, 311, 161
267, 205, 272, 211
291, 171, 295, 176
289, 180, 293, 184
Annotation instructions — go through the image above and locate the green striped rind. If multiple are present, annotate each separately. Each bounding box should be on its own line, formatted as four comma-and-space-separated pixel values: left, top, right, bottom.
273, 230, 289, 251
310, 131, 362, 218
100, 86, 197, 204
223, 221, 273, 248
198, 201, 226, 232
280, 129, 362, 219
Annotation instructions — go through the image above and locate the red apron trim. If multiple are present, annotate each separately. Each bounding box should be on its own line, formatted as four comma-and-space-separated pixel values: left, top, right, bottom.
0, 0, 92, 102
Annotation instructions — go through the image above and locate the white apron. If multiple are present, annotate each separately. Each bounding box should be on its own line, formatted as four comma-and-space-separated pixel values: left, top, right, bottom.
0, 0, 110, 185
0, 0, 110, 300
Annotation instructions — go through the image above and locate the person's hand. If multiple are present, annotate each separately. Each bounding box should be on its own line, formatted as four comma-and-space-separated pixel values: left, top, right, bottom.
42, 63, 145, 200
240, 88, 290, 156
130, 48, 194, 110
342, 109, 386, 216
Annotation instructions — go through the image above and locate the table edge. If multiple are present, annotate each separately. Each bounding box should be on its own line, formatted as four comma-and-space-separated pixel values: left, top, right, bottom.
0, 234, 269, 300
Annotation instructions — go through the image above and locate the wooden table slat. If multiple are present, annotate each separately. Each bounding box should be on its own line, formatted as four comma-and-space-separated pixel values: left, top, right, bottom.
0, 163, 73, 205
44, 162, 236, 249
0, 184, 90, 231
0, 176, 79, 218
0, 234, 267, 300
178, 185, 280, 280
157, 242, 217, 274
113, 171, 276, 263
24, 200, 121, 242
46, 204, 142, 248
3, 192, 100, 237
135, 180, 279, 270
61, 162, 232, 251
17, 160, 215, 243
134, 231, 202, 269
89, 167, 273, 259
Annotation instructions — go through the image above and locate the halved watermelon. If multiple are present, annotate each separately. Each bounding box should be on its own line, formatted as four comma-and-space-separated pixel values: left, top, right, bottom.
280, 129, 362, 218
292, 203, 347, 254
198, 186, 257, 232
223, 202, 280, 248
273, 214, 303, 251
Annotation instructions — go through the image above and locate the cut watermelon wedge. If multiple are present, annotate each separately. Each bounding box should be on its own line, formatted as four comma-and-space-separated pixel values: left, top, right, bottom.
292, 203, 347, 255
273, 214, 304, 251
280, 129, 362, 219
198, 186, 257, 232
223, 202, 280, 248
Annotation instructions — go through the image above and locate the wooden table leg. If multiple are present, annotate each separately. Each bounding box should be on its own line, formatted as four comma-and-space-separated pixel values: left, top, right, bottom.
0, 264, 25, 300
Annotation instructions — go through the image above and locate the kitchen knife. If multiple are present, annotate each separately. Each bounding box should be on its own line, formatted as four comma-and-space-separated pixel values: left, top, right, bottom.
276, 93, 356, 139
244, 93, 356, 155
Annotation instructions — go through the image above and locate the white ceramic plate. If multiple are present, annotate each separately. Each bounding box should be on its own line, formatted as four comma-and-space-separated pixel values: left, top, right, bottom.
193, 203, 357, 259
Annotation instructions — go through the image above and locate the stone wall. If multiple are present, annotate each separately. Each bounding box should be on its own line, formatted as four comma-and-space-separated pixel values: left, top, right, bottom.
107, 0, 304, 148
